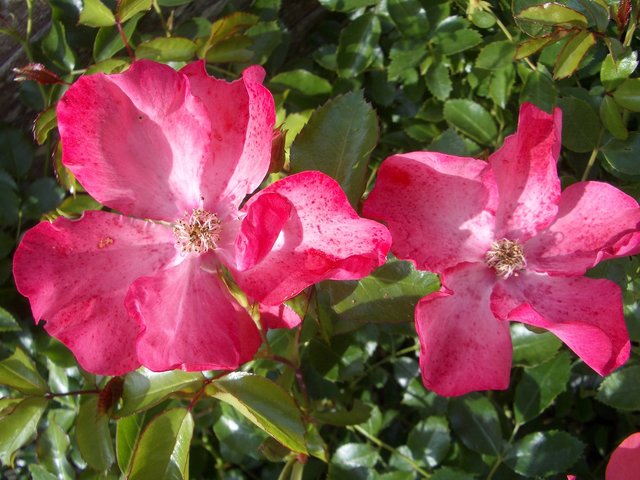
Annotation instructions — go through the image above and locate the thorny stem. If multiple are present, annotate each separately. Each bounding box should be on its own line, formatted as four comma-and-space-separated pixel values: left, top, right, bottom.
349, 425, 432, 478
152, 0, 171, 36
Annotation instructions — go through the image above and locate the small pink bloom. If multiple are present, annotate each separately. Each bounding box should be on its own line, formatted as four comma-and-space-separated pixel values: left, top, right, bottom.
13, 60, 390, 375
606, 432, 640, 480
364, 103, 640, 396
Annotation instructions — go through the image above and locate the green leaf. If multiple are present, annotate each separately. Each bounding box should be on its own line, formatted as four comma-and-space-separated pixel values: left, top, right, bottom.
117, 368, 204, 417
515, 36, 555, 60
425, 62, 452, 101
0, 347, 48, 395
602, 132, 640, 179
79, 0, 116, 27
553, 31, 596, 79
85, 58, 130, 74
601, 51, 638, 90
33, 106, 58, 146
557, 96, 600, 152
318, 258, 439, 334
94, 13, 143, 62
76, 395, 115, 470
613, 78, 640, 112
209, 372, 308, 454
332, 442, 378, 468
117, 0, 152, 23
38, 420, 74, 479
476, 41, 516, 70
520, 69, 556, 113
0, 306, 20, 332
428, 128, 468, 156
41, 21, 76, 72
514, 351, 571, 424
290, 91, 378, 207
0, 397, 47, 466
116, 412, 146, 473
317, 0, 377, 12
312, 399, 372, 426
432, 27, 482, 55
0, 127, 34, 178
29, 465, 58, 480
388, 40, 427, 82
407, 416, 450, 468
126, 408, 193, 480
517, 3, 588, 28
204, 36, 254, 63
449, 395, 502, 455
135, 37, 197, 61
443, 99, 497, 146
387, 0, 430, 39
270, 69, 332, 98
504, 431, 584, 476
511, 324, 562, 367
596, 365, 640, 410
600, 95, 628, 140
489, 65, 515, 108
336, 13, 381, 78
56, 194, 102, 218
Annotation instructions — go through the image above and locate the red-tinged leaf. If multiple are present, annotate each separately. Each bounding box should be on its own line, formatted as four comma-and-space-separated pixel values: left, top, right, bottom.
13, 63, 66, 84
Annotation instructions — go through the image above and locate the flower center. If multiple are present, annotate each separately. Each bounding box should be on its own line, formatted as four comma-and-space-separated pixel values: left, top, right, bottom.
485, 238, 526, 279
173, 209, 222, 254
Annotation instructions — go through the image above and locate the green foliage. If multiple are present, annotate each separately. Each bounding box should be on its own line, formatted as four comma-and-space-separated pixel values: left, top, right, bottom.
2, 0, 640, 478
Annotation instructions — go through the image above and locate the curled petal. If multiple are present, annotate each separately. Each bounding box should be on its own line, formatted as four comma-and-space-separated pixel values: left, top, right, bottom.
180, 62, 276, 210
259, 303, 303, 330
491, 272, 630, 376
489, 103, 562, 241
233, 171, 391, 305
235, 192, 292, 271
416, 263, 512, 396
363, 152, 497, 273
525, 181, 640, 275
12, 211, 176, 374
606, 432, 640, 480
57, 60, 212, 221
127, 258, 261, 371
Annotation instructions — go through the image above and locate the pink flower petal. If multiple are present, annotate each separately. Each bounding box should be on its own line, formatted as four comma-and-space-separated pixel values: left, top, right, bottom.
491, 272, 630, 376
416, 263, 512, 396
606, 432, 640, 480
127, 258, 261, 371
57, 60, 212, 221
363, 152, 497, 273
180, 62, 275, 210
525, 181, 640, 275
232, 171, 391, 305
12, 211, 176, 374
259, 303, 303, 330
489, 103, 562, 241
235, 192, 292, 271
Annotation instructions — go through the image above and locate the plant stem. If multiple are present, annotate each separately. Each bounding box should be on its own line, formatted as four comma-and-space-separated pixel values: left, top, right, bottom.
486, 454, 503, 480
581, 131, 604, 181
349, 425, 432, 478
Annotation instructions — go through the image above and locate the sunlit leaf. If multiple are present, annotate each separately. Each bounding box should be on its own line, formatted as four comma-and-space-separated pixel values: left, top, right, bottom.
290, 91, 378, 207
116, 368, 204, 417
126, 408, 194, 480
76, 395, 115, 470
79, 0, 116, 27
208, 372, 308, 454
0, 346, 48, 395
0, 397, 47, 466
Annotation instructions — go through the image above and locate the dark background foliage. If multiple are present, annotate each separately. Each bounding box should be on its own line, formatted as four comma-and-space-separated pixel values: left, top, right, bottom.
1, 0, 640, 478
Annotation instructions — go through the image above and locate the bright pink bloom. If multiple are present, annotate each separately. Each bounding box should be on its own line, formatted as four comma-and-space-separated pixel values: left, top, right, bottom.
13, 60, 390, 375
606, 432, 640, 480
364, 103, 640, 396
